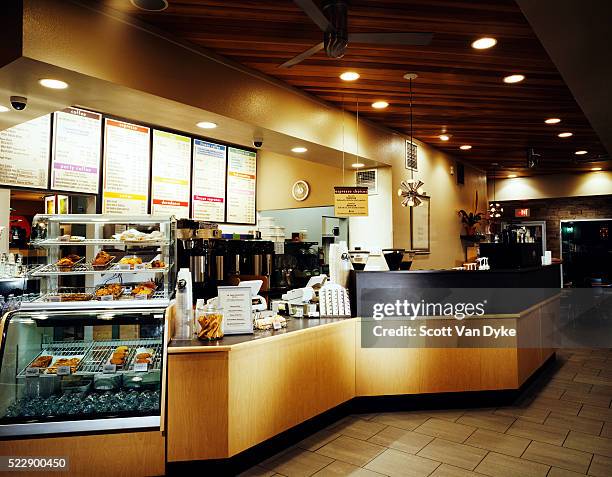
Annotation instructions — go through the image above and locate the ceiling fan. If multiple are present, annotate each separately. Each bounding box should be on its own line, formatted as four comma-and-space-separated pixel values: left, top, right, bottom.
280, 0, 433, 68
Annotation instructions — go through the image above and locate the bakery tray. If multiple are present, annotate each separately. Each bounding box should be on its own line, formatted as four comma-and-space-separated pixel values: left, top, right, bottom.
79, 339, 163, 373
16, 342, 92, 377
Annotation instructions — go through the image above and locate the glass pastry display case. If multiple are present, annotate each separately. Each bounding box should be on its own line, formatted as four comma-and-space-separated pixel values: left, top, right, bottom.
26, 214, 176, 310
0, 308, 167, 437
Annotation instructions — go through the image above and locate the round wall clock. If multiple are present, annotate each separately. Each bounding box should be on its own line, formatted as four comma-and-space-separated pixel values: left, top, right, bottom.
291, 180, 310, 201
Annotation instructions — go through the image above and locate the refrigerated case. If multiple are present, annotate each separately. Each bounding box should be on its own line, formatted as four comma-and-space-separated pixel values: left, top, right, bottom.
25, 214, 176, 309
0, 307, 167, 437
501, 220, 547, 256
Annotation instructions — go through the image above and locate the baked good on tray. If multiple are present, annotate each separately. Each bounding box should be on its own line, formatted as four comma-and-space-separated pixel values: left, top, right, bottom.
92, 250, 114, 268
31, 355, 52, 368
95, 283, 124, 299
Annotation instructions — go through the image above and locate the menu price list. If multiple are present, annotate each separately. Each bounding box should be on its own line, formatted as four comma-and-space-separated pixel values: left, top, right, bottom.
102, 119, 151, 214
151, 130, 191, 218
51, 107, 102, 193
226, 147, 256, 224
0, 115, 51, 189
192, 139, 227, 222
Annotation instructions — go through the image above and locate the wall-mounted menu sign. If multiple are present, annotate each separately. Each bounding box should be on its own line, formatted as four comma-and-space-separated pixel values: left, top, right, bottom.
334, 186, 369, 217
0, 115, 51, 189
102, 119, 150, 214
51, 107, 102, 193
192, 139, 226, 222
151, 129, 191, 218
226, 147, 256, 224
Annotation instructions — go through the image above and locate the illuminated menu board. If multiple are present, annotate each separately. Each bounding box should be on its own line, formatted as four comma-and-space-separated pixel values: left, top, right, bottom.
151, 130, 191, 218
192, 139, 226, 222
51, 107, 102, 193
102, 118, 150, 214
0, 115, 51, 189
226, 147, 256, 224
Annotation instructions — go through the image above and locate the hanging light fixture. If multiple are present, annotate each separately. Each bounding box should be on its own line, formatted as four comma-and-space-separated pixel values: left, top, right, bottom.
488, 163, 503, 219
398, 73, 426, 207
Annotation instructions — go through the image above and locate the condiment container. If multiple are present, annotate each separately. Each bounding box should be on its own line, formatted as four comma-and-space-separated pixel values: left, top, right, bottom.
197, 303, 224, 341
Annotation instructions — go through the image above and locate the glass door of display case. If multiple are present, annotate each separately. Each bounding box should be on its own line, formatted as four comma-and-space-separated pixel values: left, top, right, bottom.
0, 307, 167, 437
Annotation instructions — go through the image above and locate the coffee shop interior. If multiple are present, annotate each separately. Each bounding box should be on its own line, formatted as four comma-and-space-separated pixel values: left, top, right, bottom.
0, 1, 611, 476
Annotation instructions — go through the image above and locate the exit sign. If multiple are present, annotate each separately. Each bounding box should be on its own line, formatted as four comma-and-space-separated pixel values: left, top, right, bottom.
515, 208, 530, 217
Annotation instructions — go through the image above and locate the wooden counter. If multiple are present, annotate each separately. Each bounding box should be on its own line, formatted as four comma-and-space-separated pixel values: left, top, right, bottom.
167, 293, 559, 462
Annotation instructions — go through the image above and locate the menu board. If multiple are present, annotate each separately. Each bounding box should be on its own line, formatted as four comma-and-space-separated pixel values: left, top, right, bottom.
51, 107, 102, 193
151, 130, 191, 218
102, 118, 150, 214
226, 147, 256, 224
192, 139, 227, 222
0, 115, 51, 189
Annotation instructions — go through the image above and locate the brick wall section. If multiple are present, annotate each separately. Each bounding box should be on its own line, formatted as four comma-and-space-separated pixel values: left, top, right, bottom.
498, 195, 612, 258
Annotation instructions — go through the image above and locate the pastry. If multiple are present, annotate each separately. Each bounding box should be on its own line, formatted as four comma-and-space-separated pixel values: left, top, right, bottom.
92, 250, 114, 268
31, 355, 52, 368
95, 284, 123, 299
110, 357, 124, 365
136, 352, 151, 360
60, 293, 92, 302
151, 260, 165, 268
131, 285, 154, 297
136, 358, 151, 364
119, 256, 142, 268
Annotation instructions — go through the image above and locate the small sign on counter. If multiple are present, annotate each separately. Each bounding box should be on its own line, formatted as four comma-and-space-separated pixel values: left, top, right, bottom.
218, 286, 253, 335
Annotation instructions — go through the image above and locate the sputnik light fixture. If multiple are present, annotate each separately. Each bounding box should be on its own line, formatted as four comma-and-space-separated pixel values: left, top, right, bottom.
398, 73, 426, 208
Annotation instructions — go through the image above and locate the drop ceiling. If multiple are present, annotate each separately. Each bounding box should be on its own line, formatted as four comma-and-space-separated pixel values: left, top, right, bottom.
101, 0, 608, 176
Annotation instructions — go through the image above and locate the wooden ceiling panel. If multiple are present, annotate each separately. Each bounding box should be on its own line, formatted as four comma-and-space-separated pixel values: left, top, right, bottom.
103, 0, 608, 175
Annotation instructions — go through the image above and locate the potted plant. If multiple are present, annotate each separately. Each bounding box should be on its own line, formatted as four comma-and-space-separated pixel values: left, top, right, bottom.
458, 191, 484, 236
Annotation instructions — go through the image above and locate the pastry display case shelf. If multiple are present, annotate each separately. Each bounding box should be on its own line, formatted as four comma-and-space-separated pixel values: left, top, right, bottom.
17, 338, 163, 377
20, 287, 169, 310
31, 263, 171, 276
31, 238, 170, 247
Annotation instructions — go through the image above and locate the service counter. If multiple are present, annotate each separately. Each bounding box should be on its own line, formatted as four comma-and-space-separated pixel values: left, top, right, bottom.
166, 267, 561, 464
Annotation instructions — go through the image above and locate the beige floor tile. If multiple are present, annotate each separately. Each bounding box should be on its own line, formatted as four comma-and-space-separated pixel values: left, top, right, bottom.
547, 467, 587, 477
602, 421, 612, 438
474, 452, 549, 477
312, 460, 385, 477
424, 409, 466, 422
578, 404, 612, 422
364, 448, 440, 477
591, 384, 612, 395
528, 396, 582, 416
297, 430, 342, 451
573, 374, 612, 386
429, 464, 485, 477
532, 386, 565, 399
264, 448, 333, 477
417, 438, 487, 470
494, 406, 550, 423
561, 390, 612, 408
543, 412, 603, 435
506, 418, 569, 445
548, 379, 593, 394
330, 417, 388, 441
456, 411, 515, 433
372, 412, 430, 431
564, 430, 612, 457
368, 426, 434, 454
413, 418, 476, 443
588, 454, 612, 477
521, 440, 592, 474
316, 435, 386, 467
352, 413, 379, 421
238, 465, 277, 477
464, 428, 530, 457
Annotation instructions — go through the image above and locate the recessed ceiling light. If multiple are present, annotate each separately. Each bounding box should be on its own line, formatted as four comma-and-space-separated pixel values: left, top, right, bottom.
558, 132, 573, 138
459, 145, 472, 150
130, 0, 168, 11
439, 134, 451, 141
39, 78, 69, 89
0, 106, 9, 113
575, 150, 588, 155
591, 167, 602, 171
352, 162, 365, 168
291, 147, 307, 153
471, 37, 497, 49
545, 118, 561, 124
340, 71, 360, 81
508, 174, 518, 178
196, 121, 217, 129
372, 101, 389, 109
503, 74, 525, 84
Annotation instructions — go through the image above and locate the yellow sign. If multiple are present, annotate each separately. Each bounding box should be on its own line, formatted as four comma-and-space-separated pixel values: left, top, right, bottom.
334, 186, 369, 217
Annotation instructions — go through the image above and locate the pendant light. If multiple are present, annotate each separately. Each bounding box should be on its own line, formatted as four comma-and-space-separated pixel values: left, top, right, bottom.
489, 163, 503, 219
398, 73, 426, 207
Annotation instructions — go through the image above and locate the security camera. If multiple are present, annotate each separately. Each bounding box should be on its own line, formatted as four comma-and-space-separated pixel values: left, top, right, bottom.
10, 96, 27, 111
253, 137, 263, 148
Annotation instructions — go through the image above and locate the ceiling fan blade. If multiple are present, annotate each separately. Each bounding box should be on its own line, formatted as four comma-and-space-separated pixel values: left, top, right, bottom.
348, 32, 433, 46
294, 0, 333, 32
279, 42, 325, 68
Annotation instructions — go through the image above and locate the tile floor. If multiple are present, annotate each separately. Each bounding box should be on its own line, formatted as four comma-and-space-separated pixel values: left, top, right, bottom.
240, 349, 612, 477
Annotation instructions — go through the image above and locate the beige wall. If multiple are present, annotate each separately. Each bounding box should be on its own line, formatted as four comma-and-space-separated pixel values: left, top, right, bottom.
392, 141, 488, 270
491, 172, 612, 201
